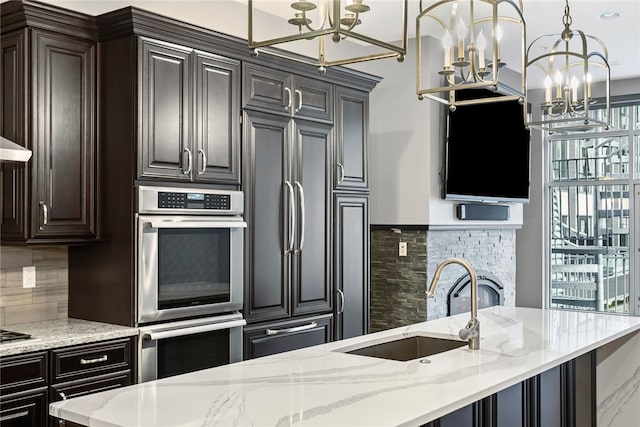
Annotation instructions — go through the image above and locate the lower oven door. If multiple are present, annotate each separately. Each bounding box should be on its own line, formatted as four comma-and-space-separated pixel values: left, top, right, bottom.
138, 313, 245, 383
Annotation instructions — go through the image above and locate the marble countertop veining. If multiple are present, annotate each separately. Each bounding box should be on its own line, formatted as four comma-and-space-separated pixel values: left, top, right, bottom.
0, 318, 138, 357
49, 307, 640, 427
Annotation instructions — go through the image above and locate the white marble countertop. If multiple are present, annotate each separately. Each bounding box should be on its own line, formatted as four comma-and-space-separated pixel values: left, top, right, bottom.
50, 307, 640, 426
0, 318, 138, 357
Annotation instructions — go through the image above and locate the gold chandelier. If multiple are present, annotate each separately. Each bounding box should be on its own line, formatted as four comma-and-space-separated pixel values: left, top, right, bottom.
416, 0, 526, 108
248, 0, 408, 73
525, 0, 610, 133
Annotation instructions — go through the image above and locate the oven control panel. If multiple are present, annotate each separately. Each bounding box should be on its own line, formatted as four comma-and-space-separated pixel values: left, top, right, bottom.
158, 192, 230, 210
137, 186, 243, 215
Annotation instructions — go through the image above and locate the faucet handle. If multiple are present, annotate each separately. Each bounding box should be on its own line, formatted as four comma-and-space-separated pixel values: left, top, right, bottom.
459, 318, 480, 341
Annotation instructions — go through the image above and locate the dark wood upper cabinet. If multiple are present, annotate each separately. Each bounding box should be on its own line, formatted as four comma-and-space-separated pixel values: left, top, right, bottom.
335, 86, 369, 191
243, 63, 333, 123
139, 38, 240, 184
1, 2, 98, 245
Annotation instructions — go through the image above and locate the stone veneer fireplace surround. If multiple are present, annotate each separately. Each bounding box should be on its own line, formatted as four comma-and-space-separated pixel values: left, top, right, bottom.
370, 227, 516, 333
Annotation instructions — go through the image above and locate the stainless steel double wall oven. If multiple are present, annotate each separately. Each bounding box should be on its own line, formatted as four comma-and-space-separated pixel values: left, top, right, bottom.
135, 186, 246, 382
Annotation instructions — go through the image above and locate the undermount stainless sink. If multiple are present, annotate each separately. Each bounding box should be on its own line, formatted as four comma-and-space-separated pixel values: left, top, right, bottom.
339, 335, 467, 362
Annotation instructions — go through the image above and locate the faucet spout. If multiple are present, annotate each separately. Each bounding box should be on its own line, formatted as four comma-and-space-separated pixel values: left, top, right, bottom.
426, 258, 480, 350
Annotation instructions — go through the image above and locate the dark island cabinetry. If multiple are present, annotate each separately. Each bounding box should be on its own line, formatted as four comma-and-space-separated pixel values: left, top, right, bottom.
1, 2, 98, 244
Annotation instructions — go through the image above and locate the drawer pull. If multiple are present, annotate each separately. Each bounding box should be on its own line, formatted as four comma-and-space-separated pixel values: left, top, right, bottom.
59, 391, 67, 400
0, 410, 30, 422
80, 355, 108, 365
266, 321, 317, 336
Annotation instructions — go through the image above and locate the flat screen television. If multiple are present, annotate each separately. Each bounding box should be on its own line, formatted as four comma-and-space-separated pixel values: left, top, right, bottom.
444, 88, 531, 203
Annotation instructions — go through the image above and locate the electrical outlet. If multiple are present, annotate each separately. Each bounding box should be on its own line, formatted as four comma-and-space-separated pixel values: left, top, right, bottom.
23, 266, 36, 288
399, 241, 407, 257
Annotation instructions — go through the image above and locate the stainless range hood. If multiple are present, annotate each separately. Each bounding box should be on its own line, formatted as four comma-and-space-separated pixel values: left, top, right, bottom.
0, 136, 32, 162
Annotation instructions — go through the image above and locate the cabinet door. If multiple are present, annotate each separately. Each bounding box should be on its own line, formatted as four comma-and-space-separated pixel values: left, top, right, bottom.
32, 29, 97, 240
0, 388, 48, 427
334, 194, 369, 340
335, 87, 368, 190
242, 63, 291, 115
0, 30, 28, 242
139, 38, 191, 181
243, 314, 333, 360
291, 120, 333, 316
243, 111, 292, 323
193, 51, 240, 184
291, 76, 333, 122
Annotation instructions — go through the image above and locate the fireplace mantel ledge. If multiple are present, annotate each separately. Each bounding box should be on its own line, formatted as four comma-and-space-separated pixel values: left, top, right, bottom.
50, 306, 640, 426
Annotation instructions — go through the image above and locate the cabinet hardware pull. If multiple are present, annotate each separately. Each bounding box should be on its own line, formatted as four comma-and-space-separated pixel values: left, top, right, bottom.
284, 87, 292, 110
337, 289, 345, 314
294, 181, 305, 252
183, 148, 193, 175
284, 181, 295, 254
266, 321, 317, 336
295, 89, 303, 112
337, 163, 345, 184
59, 392, 67, 400
80, 355, 108, 365
39, 201, 48, 230
198, 149, 207, 175
0, 410, 30, 422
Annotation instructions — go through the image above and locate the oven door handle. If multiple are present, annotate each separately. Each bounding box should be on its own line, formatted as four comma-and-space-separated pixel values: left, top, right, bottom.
266, 321, 317, 336
145, 221, 247, 229
142, 319, 247, 341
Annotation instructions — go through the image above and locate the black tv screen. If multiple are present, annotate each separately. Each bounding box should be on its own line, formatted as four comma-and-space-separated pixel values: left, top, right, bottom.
444, 89, 531, 203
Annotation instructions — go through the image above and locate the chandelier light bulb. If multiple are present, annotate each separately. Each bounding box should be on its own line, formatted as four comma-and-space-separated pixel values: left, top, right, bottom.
554, 70, 563, 99
476, 30, 486, 69
544, 74, 553, 103
443, 30, 453, 68
585, 72, 592, 98
570, 75, 579, 103
456, 18, 466, 60
495, 24, 503, 59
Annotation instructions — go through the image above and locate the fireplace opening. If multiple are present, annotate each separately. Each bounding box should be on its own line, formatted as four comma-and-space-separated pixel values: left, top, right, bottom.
447, 270, 504, 316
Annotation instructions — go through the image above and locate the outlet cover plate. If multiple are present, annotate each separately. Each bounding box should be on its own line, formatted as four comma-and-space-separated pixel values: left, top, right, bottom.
23, 266, 36, 288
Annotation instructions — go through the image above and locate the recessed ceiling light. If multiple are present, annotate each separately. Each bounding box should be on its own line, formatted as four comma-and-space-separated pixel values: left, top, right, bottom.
599, 11, 622, 20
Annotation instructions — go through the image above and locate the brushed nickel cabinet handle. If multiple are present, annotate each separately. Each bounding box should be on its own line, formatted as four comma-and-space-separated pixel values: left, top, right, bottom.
295, 89, 303, 112
59, 392, 67, 400
198, 149, 207, 176
337, 289, 345, 314
80, 355, 108, 365
0, 410, 30, 422
337, 162, 345, 184
183, 148, 193, 175
284, 87, 292, 110
266, 321, 317, 336
294, 181, 305, 252
284, 181, 295, 253
39, 201, 48, 230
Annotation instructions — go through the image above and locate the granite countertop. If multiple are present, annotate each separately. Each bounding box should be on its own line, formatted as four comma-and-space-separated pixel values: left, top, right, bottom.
0, 318, 138, 357
50, 307, 640, 427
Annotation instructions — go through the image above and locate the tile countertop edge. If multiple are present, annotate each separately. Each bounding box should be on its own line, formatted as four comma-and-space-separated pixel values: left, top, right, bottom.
49, 307, 640, 427
0, 318, 138, 357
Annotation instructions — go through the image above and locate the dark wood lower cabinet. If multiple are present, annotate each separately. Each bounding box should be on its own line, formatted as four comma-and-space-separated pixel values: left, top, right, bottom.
422, 353, 593, 427
243, 314, 333, 360
0, 388, 48, 427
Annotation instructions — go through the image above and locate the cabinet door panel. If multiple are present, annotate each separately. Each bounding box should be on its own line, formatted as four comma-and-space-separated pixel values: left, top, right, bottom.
0, 388, 47, 427
243, 314, 333, 360
292, 76, 333, 122
292, 121, 332, 315
0, 30, 28, 241
242, 63, 291, 115
334, 194, 369, 340
194, 51, 240, 183
33, 30, 96, 239
139, 38, 191, 180
335, 87, 368, 190
243, 111, 292, 322
50, 371, 131, 403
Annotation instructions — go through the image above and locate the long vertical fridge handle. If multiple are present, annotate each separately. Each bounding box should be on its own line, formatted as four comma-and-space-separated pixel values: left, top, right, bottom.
284, 181, 295, 253
294, 181, 305, 252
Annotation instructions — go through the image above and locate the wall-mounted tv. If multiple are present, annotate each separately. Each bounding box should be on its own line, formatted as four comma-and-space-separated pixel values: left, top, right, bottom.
444, 88, 531, 203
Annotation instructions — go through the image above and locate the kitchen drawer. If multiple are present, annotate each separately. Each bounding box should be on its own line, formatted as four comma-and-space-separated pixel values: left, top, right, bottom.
244, 314, 333, 360
50, 371, 132, 403
0, 351, 47, 396
50, 338, 132, 383
0, 387, 48, 426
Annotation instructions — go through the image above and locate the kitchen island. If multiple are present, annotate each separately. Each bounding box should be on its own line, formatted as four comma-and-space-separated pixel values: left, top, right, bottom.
50, 307, 640, 426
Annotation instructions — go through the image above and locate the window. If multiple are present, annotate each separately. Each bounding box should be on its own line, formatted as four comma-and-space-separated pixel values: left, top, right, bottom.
547, 99, 639, 315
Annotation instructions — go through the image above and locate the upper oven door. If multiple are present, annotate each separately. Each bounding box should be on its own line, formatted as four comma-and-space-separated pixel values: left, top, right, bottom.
137, 215, 246, 324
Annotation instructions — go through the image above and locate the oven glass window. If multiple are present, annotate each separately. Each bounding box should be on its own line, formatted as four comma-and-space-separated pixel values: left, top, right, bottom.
157, 228, 231, 309
157, 329, 230, 379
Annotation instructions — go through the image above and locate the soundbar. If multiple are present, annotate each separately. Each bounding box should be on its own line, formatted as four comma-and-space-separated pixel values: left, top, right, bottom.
456, 203, 509, 221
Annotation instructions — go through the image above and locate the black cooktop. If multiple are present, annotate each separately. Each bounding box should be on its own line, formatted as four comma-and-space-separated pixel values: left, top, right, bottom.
0, 329, 32, 343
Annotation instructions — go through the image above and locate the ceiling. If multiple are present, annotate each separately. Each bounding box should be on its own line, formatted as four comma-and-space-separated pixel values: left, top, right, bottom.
11, 0, 640, 82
